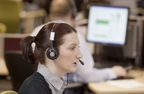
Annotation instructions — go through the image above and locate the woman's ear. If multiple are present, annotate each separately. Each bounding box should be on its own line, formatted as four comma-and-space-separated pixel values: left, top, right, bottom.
45, 48, 49, 59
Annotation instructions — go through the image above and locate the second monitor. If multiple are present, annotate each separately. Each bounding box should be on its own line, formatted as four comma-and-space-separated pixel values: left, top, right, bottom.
86, 5, 129, 45
86, 5, 130, 68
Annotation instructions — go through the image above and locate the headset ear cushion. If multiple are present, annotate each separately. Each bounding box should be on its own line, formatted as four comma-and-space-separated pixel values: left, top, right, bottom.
47, 47, 59, 60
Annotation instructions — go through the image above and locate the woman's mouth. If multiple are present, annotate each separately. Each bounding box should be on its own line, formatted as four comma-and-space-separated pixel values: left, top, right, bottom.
73, 62, 77, 66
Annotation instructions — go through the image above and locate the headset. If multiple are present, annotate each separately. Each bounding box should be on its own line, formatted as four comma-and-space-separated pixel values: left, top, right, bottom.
46, 22, 84, 65
46, 23, 59, 60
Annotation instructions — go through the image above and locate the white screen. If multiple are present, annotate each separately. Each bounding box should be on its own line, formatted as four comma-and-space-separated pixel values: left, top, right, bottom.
87, 5, 129, 45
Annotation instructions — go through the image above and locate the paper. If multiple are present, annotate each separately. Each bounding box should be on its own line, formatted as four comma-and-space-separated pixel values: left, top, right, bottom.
107, 80, 144, 88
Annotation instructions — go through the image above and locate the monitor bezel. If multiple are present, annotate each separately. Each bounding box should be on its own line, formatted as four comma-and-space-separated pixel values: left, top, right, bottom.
86, 5, 130, 47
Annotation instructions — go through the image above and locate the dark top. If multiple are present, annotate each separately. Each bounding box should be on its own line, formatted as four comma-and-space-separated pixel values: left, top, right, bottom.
18, 72, 52, 94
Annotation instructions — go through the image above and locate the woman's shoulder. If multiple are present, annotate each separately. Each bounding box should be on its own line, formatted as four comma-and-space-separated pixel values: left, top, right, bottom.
24, 72, 48, 87
18, 72, 52, 94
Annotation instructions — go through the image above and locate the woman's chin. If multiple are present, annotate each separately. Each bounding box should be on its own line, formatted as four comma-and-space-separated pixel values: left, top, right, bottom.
67, 67, 77, 73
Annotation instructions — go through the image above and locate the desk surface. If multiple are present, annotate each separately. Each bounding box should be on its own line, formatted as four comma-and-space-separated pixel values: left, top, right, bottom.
0, 58, 9, 75
20, 9, 47, 19
20, 9, 47, 33
88, 69, 144, 94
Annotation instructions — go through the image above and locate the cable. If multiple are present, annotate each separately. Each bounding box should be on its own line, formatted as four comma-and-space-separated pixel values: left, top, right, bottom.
67, 73, 69, 86
63, 73, 69, 94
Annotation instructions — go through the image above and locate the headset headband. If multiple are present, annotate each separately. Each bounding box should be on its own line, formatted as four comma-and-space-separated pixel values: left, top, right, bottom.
50, 23, 57, 41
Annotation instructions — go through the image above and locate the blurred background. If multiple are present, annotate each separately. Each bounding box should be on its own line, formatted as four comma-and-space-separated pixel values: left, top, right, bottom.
1, 0, 144, 94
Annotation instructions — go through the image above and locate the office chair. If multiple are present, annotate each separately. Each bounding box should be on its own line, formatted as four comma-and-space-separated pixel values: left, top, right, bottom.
0, 0, 23, 33
0, 22, 6, 33
4, 51, 34, 92
0, 91, 17, 94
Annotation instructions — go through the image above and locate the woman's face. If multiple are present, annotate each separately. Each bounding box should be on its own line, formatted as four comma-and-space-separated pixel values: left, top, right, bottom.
54, 32, 82, 73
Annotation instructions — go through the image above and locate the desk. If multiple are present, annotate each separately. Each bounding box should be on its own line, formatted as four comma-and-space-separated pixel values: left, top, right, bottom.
0, 58, 8, 75
88, 69, 144, 94
20, 9, 47, 33
0, 34, 29, 76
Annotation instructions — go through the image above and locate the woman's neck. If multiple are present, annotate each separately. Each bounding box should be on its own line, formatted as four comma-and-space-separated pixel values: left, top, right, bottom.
44, 61, 65, 79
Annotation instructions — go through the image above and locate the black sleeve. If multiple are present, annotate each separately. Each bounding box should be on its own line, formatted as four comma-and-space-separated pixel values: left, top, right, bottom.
27, 81, 52, 94
18, 80, 52, 94
18, 72, 52, 94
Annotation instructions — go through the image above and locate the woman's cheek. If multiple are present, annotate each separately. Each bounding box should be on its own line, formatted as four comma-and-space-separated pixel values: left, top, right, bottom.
59, 50, 72, 58
63, 54, 72, 60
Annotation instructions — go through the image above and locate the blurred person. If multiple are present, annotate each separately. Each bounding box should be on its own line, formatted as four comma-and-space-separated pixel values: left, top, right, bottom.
18, 22, 82, 94
31, 0, 127, 84
36, 0, 83, 14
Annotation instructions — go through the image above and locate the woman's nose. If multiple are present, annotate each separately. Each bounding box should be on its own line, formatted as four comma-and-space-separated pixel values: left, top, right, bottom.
77, 49, 83, 59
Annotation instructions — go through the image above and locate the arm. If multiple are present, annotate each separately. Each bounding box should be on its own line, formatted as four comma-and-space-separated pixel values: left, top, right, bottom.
76, 32, 117, 83
28, 83, 52, 94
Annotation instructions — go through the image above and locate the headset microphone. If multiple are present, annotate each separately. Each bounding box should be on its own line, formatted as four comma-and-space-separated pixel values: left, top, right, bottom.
79, 60, 84, 65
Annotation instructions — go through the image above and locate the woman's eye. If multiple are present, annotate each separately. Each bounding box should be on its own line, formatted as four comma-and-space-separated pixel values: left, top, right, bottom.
71, 47, 75, 50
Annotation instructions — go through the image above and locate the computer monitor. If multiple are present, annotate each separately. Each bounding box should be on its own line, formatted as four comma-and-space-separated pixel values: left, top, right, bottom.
86, 5, 129, 45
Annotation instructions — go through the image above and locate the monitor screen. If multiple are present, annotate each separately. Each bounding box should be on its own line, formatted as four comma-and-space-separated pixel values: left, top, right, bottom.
86, 5, 129, 45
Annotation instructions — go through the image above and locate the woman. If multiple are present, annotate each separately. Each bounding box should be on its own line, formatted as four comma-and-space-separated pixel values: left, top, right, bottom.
18, 22, 82, 94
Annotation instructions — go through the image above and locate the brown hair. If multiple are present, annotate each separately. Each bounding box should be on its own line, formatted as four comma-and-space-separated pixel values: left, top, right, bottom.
20, 23, 77, 67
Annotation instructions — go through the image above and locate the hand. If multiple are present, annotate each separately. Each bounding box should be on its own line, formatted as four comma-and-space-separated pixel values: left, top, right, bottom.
111, 66, 127, 77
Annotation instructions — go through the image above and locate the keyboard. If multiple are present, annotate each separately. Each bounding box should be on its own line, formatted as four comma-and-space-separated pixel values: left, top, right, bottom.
112, 76, 134, 80
94, 61, 127, 69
